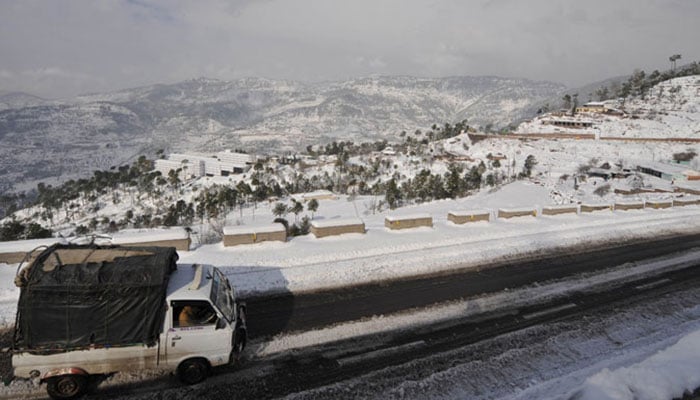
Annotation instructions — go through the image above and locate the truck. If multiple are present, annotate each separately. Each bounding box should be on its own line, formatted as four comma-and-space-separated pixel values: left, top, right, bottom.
10, 244, 247, 399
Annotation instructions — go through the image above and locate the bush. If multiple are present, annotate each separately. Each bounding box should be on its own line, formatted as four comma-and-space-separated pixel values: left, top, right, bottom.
673, 150, 697, 162
0, 220, 52, 241
593, 184, 611, 197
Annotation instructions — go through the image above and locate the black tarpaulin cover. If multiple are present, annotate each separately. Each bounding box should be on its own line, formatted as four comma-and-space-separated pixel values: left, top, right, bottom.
14, 244, 178, 351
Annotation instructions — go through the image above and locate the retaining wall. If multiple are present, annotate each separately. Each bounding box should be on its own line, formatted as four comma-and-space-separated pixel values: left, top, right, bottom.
310, 218, 366, 238
447, 210, 491, 224
223, 224, 287, 247
614, 201, 645, 211
385, 214, 433, 230
498, 208, 537, 219
541, 205, 579, 216
580, 203, 613, 213
645, 200, 673, 209
673, 197, 700, 207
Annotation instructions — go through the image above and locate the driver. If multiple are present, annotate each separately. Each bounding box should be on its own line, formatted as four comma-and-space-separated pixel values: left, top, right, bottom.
178, 305, 216, 327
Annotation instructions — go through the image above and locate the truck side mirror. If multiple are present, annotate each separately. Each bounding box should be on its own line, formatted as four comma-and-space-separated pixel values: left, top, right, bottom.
216, 318, 226, 330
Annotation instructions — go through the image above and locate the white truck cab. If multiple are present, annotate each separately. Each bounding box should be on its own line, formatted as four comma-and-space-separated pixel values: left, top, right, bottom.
11, 245, 247, 400
162, 263, 247, 383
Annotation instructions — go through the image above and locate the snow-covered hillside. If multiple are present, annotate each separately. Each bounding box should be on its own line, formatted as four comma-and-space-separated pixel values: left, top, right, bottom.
517, 75, 700, 138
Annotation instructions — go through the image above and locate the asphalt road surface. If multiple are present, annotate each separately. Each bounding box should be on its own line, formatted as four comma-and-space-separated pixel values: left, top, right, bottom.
245, 233, 700, 338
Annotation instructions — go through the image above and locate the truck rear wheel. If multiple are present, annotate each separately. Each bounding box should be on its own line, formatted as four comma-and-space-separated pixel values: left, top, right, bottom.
46, 375, 87, 400
177, 358, 210, 385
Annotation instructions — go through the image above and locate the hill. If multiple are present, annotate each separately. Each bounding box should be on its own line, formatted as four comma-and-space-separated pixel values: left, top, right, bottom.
0, 76, 564, 192
517, 75, 700, 138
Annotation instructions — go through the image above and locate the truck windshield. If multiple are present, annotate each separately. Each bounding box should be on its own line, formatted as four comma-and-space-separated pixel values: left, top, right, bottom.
210, 268, 235, 322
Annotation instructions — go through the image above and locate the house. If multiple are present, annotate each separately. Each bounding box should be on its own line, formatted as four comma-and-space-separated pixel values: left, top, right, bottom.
382, 147, 397, 156
575, 102, 607, 113
542, 118, 594, 129
636, 161, 700, 182
153, 150, 255, 181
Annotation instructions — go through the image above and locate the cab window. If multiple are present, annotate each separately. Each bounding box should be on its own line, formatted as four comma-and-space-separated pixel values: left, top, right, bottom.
172, 300, 217, 328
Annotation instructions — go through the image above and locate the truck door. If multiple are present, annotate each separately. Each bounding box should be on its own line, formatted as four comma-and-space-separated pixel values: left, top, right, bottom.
166, 300, 233, 367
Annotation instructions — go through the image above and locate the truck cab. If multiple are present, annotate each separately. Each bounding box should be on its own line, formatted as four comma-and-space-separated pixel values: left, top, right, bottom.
163, 264, 247, 383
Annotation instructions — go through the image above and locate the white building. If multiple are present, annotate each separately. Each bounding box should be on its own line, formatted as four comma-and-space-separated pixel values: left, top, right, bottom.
154, 150, 255, 180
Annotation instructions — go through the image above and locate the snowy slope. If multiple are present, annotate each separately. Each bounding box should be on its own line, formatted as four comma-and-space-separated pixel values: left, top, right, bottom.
517, 75, 700, 138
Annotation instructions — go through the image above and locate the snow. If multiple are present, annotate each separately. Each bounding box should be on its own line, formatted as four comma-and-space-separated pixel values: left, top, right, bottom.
542, 204, 578, 210
574, 330, 700, 400
614, 200, 644, 206
109, 227, 189, 244
1, 74, 700, 398
517, 76, 700, 139
310, 218, 364, 228
447, 209, 491, 216
0, 237, 66, 253
222, 224, 286, 235
581, 202, 613, 208
385, 213, 432, 221
497, 206, 537, 213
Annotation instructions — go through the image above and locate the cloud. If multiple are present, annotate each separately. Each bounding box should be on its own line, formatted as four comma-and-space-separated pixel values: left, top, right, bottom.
0, 0, 698, 97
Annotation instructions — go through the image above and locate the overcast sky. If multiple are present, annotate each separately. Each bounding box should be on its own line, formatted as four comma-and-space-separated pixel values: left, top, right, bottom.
0, 0, 698, 98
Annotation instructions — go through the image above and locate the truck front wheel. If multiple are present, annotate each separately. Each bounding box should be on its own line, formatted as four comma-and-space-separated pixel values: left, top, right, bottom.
177, 358, 210, 385
46, 375, 87, 400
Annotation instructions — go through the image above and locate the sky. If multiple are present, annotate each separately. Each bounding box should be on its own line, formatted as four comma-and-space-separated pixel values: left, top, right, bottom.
0, 0, 698, 99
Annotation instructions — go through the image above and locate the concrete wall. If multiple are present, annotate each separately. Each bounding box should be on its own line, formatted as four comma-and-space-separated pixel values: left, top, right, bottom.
614, 202, 644, 211
580, 204, 613, 213
223, 230, 286, 247
447, 212, 490, 224
497, 208, 537, 219
673, 198, 700, 207
311, 222, 366, 238
541, 206, 579, 216
676, 187, 700, 195
118, 238, 191, 251
385, 216, 433, 230
645, 201, 673, 209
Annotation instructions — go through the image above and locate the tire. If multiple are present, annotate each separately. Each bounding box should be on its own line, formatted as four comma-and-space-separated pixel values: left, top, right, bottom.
46, 375, 87, 400
177, 358, 210, 385
233, 327, 247, 358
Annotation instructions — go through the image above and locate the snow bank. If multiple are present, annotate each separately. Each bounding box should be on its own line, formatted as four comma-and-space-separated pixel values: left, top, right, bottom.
574, 329, 700, 400
109, 227, 189, 244
310, 218, 364, 228
223, 224, 286, 235
0, 237, 65, 253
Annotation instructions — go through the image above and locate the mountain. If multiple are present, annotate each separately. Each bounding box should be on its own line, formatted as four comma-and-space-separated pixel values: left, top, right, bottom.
0, 92, 47, 111
0, 76, 565, 192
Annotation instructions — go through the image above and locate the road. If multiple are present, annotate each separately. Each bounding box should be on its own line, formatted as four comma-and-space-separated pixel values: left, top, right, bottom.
245, 233, 700, 337
6, 233, 700, 399
83, 238, 700, 400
